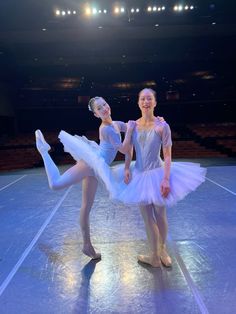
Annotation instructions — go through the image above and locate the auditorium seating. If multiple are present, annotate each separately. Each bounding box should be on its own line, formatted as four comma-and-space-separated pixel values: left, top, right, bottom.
0, 123, 235, 171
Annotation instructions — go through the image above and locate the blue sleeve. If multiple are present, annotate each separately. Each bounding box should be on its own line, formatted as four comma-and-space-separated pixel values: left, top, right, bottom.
101, 126, 122, 149
116, 121, 127, 133
162, 123, 172, 147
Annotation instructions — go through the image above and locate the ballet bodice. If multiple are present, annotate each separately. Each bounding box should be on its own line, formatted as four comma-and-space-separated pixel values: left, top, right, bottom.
132, 122, 172, 171
99, 121, 126, 165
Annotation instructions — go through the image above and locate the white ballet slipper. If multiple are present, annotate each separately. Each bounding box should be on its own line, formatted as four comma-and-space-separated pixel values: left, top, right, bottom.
35, 129, 51, 154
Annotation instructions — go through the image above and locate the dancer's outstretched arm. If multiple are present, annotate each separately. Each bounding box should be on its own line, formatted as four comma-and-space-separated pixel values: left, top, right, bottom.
117, 120, 136, 154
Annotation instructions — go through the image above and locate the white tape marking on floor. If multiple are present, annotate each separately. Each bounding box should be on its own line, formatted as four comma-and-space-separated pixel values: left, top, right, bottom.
206, 177, 236, 196
169, 236, 210, 314
0, 186, 72, 296
0, 175, 27, 192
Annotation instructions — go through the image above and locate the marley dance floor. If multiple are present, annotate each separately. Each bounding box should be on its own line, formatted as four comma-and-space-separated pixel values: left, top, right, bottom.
0, 158, 236, 314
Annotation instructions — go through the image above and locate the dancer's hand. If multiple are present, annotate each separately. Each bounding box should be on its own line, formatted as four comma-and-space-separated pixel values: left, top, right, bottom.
127, 120, 136, 131
124, 168, 132, 184
156, 116, 165, 122
160, 178, 170, 198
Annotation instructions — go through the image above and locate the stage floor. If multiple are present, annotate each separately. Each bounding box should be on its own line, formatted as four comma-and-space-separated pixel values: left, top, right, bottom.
0, 159, 235, 314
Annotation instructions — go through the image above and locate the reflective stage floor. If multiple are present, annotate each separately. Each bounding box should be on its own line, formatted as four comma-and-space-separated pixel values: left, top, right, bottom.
0, 159, 235, 314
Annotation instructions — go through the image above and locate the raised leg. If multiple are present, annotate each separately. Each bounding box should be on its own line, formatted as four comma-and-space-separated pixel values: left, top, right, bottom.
35, 130, 94, 190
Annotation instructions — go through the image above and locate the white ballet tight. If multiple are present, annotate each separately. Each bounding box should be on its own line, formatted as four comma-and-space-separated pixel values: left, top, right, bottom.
40, 152, 94, 190
140, 205, 168, 258
40, 151, 100, 258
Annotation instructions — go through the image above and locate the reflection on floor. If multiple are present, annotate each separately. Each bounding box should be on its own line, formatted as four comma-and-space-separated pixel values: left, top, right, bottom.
0, 159, 235, 313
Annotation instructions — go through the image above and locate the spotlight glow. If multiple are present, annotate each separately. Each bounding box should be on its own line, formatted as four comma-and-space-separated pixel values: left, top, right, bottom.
185, 5, 189, 10
85, 7, 91, 15
147, 6, 152, 12
55, 10, 60, 16
162, 6, 165, 10
114, 7, 119, 14
131, 8, 134, 13
73, 10, 76, 14
136, 8, 139, 12
190, 5, 194, 10
67, 10, 71, 15
62, 11, 66, 16
92, 8, 97, 14
153, 6, 157, 11
120, 7, 125, 13
103, 9, 107, 14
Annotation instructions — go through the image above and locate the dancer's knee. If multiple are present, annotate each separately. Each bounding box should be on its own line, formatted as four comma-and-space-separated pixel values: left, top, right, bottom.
49, 181, 62, 191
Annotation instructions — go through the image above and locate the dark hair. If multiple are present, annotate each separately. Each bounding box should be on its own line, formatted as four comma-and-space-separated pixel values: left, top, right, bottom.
88, 96, 102, 113
138, 88, 157, 100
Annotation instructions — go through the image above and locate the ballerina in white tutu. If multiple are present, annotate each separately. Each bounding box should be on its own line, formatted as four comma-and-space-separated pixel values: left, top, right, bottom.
112, 88, 206, 267
35, 96, 135, 259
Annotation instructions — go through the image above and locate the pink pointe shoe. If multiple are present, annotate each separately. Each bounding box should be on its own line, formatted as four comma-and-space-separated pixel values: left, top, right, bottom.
160, 245, 172, 267
137, 254, 161, 268
35, 129, 51, 154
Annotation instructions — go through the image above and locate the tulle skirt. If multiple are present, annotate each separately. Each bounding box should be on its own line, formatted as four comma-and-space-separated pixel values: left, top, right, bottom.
111, 161, 206, 207
59, 130, 206, 207
58, 130, 119, 196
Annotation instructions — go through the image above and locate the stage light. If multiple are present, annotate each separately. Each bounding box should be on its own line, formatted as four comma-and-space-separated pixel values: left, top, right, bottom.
121, 7, 125, 13
136, 8, 139, 13
162, 6, 165, 10
131, 8, 134, 13
55, 10, 60, 16
174, 6, 178, 11
158, 7, 161, 11
190, 5, 194, 10
85, 7, 91, 15
153, 6, 157, 11
114, 7, 119, 14
103, 9, 107, 13
147, 6, 152, 12
73, 10, 76, 14
185, 5, 189, 10
67, 10, 71, 15
92, 8, 97, 14
99, 9, 102, 13
62, 11, 66, 16
178, 5, 183, 11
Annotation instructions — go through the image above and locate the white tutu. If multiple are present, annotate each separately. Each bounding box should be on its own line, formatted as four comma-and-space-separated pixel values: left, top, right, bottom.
58, 131, 206, 207
58, 130, 119, 196
111, 161, 207, 207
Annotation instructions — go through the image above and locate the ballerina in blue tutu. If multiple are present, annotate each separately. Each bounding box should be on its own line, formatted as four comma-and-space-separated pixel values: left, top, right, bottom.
112, 88, 206, 267
36, 96, 164, 260
35, 96, 134, 259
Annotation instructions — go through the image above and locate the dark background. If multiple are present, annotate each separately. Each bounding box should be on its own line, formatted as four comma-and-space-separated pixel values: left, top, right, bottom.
0, 0, 235, 135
